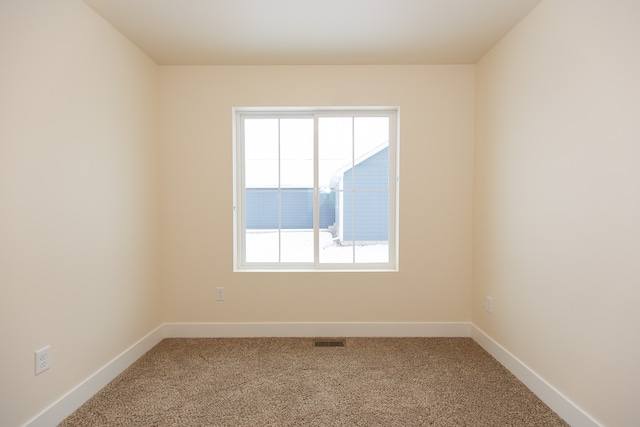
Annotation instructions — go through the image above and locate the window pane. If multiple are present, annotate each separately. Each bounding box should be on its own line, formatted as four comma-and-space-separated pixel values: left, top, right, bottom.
245, 189, 279, 262
354, 191, 389, 263
244, 119, 279, 188
319, 117, 353, 190
280, 118, 313, 188
320, 190, 354, 263
353, 117, 389, 190
319, 188, 337, 261
281, 190, 313, 262
319, 188, 336, 230
354, 117, 389, 160
318, 117, 354, 265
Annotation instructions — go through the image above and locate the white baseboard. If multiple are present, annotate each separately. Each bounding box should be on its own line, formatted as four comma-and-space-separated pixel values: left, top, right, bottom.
163, 322, 471, 338
24, 322, 600, 427
25, 325, 165, 427
470, 324, 601, 427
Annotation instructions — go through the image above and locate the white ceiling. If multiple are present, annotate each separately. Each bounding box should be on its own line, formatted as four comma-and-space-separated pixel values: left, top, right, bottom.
83, 0, 543, 65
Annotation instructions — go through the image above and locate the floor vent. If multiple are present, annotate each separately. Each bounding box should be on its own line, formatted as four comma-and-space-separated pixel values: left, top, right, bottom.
313, 339, 346, 347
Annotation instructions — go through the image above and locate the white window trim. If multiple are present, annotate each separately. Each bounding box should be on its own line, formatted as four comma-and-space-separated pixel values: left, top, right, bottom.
233, 106, 399, 272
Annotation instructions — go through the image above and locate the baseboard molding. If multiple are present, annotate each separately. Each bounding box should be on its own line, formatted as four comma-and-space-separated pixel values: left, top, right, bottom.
25, 325, 165, 427
24, 322, 600, 427
470, 324, 601, 427
163, 321, 471, 338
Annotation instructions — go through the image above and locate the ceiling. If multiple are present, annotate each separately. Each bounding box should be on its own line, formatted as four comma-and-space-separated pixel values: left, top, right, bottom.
83, 0, 543, 65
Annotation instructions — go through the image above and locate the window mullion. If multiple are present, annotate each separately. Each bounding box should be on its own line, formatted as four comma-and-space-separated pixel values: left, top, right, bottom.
277, 118, 282, 263
313, 114, 320, 266
351, 116, 356, 263
238, 115, 246, 267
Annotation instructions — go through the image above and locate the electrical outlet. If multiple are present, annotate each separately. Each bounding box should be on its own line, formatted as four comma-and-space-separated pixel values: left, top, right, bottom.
486, 296, 493, 314
216, 287, 224, 301
35, 346, 50, 375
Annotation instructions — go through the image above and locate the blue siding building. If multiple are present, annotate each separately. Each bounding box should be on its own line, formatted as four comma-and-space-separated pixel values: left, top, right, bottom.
245, 144, 389, 245
245, 189, 334, 229
332, 146, 389, 244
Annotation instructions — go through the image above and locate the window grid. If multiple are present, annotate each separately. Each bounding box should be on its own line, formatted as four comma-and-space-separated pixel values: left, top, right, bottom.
234, 108, 398, 272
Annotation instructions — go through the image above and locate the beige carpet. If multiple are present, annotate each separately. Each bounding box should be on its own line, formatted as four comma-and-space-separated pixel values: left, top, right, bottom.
59, 338, 568, 426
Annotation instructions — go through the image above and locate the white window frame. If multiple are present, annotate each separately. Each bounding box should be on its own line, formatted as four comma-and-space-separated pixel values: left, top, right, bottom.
233, 107, 399, 272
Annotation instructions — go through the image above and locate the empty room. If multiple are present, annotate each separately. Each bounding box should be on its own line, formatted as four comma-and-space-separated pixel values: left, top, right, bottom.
1, 0, 638, 426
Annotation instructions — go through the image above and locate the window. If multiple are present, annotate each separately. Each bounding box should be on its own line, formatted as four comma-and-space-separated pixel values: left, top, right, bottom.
233, 107, 398, 271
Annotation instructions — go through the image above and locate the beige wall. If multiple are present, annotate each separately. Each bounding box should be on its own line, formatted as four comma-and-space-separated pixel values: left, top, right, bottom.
473, 1, 640, 425
9, 0, 637, 425
158, 66, 474, 324
0, 1, 161, 426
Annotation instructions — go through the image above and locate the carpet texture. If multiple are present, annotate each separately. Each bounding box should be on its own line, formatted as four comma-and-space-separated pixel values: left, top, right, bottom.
59, 338, 568, 426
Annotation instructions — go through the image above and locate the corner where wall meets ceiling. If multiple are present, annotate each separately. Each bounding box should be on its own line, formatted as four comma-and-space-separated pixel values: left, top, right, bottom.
83, 0, 543, 65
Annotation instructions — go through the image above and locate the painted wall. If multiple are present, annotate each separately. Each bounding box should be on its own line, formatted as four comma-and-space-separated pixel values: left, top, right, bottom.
0, 1, 161, 426
158, 65, 474, 323
14, 1, 637, 425
473, 1, 640, 426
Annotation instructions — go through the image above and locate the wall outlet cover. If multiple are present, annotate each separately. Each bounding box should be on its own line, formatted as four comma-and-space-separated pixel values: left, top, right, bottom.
35, 346, 51, 375
486, 296, 493, 314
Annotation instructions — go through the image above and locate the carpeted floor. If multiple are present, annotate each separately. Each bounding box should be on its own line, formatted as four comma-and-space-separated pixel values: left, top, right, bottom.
59, 338, 568, 426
